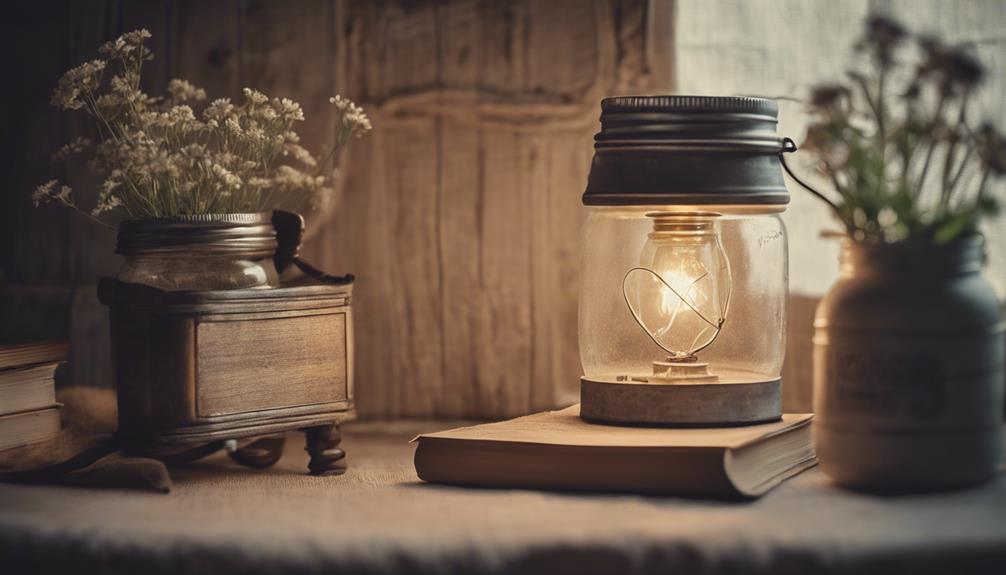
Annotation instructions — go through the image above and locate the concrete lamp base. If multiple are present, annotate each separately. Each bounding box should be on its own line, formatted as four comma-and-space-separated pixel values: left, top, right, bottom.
580, 377, 782, 426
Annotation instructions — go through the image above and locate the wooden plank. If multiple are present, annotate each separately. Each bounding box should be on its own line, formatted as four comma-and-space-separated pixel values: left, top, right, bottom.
526, 0, 600, 97
385, 120, 444, 417
530, 128, 593, 411
476, 0, 530, 95
315, 0, 672, 418
438, 0, 481, 90
173, 0, 240, 101
349, 122, 397, 417
238, 0, 335, 164
437, 121, 482, 417
475, 128, 533, 417
120, 0, 174, 103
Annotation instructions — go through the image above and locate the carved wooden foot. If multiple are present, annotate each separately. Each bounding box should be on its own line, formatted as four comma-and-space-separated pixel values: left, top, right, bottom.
302, 424, 347, 476
229, 435, 286, 469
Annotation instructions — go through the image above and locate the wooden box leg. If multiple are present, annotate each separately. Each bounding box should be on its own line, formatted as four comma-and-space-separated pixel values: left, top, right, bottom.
302, 424, 347, 476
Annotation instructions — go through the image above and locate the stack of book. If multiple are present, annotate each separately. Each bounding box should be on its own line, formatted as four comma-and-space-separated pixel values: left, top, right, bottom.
0, 341, 67, 452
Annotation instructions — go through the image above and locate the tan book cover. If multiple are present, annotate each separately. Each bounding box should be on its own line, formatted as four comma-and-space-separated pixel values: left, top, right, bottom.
414, 405, 815, 498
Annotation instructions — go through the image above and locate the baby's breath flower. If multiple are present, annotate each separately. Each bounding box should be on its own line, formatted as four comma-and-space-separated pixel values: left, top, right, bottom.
242, 88, 269, 106
50, 137, 92, 163
56, 185, 74, 204
274, 98, 305, 122
92, 179, 123, 216
167, 79, 207, 102
285, 143, 317, 167
210, 163, 242, 191
34, 183, 77, 208
329, 94, 372, 136
204, 98, 235, 122
100, 29, 151, 59
32, 180, 58, 206
51, 59, 106, 111
40, 28, 369, 220
224, 116, 243, 135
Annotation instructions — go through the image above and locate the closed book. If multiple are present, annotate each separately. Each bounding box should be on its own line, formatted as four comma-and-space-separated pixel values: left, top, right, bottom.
0, 407, 61, 451
0, 363, 59, 417
0, 341, 68, 371
414, 405, 815, 498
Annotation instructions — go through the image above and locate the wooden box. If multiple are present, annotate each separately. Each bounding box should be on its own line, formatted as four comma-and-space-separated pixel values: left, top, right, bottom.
99, 279, 354, 475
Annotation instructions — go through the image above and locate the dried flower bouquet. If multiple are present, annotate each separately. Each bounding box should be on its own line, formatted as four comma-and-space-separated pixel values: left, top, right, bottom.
792, 15, 1005, 244
34, 29, 371, 223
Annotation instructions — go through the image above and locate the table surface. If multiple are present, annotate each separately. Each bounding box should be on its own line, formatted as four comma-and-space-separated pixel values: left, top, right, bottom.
1, 421, 1005, 575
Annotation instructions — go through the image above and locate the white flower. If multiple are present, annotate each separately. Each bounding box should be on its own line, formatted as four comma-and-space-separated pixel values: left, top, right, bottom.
56, 186, 74, 204
274, 98, 304, 122
50, 137, 92, 163
285, 143, 317, 167
100, 29, 151, 59
92, 179, 123, 216
329, 94, 372, 135
34, 181, 76, 208
204, 98, 235, 122
32, 180, 58, 206
167, 79, 207, 102
242, 88, 269, 106
224, 116, 243, 135
43, 27, 371, 220
210, 162, 242, 191
51, 59, 106, 110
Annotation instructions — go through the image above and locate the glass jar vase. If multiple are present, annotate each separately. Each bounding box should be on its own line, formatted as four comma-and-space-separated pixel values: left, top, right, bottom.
814, 235, 1004, 492
116, 213, 279, 291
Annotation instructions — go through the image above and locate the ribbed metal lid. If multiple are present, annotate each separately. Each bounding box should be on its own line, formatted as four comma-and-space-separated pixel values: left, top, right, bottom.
600, 95, 779, 116
583, 95, 791, 207
116, 213, 277, 256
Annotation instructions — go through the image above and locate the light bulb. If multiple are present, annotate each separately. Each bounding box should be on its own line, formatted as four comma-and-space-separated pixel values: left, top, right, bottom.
622, 211, 732, 380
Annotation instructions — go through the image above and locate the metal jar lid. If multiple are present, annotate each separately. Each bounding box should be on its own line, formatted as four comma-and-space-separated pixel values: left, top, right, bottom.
116, 213, 278, 257
583, 95, 791, 207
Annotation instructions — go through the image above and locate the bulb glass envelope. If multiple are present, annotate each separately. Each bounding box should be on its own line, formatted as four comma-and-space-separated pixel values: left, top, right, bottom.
578, 95, 790, 424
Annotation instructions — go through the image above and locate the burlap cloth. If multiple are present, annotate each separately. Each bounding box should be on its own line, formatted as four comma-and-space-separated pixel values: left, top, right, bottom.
0, 387, 171, 492
1, 410, 1004, 574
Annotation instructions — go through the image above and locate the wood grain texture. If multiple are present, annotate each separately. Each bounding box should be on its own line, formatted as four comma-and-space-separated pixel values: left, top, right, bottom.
314, 0, 675, 419
196, 312, 349, 416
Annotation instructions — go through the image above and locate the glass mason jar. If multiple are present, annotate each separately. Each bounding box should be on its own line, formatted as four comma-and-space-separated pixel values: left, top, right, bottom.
580, 208, 788, 384
579, 96, 791, 425
116, 213, 279, 291
814, 236, 1004, 491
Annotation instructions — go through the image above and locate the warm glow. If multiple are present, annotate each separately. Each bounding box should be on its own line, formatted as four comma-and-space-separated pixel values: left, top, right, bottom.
623, 212, 731, 360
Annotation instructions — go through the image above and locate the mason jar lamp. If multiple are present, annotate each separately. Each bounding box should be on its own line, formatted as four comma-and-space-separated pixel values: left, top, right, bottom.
579, 96, 793, 425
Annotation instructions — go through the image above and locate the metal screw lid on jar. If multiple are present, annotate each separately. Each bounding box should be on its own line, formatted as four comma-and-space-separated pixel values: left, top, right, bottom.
116, 213, 278, 257
582, 95, 792, 208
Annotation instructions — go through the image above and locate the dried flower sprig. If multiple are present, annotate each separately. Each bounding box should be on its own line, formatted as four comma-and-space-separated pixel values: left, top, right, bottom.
35, 29, 371, 222
796, 14, 1003, 244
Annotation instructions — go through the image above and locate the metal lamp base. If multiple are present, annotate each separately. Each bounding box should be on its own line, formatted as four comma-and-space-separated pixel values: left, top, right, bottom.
580, 376, 782, 426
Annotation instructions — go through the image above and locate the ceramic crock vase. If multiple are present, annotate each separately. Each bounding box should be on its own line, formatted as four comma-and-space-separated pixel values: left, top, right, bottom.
814, 235, 1004, 492
115, 213, 279, 291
